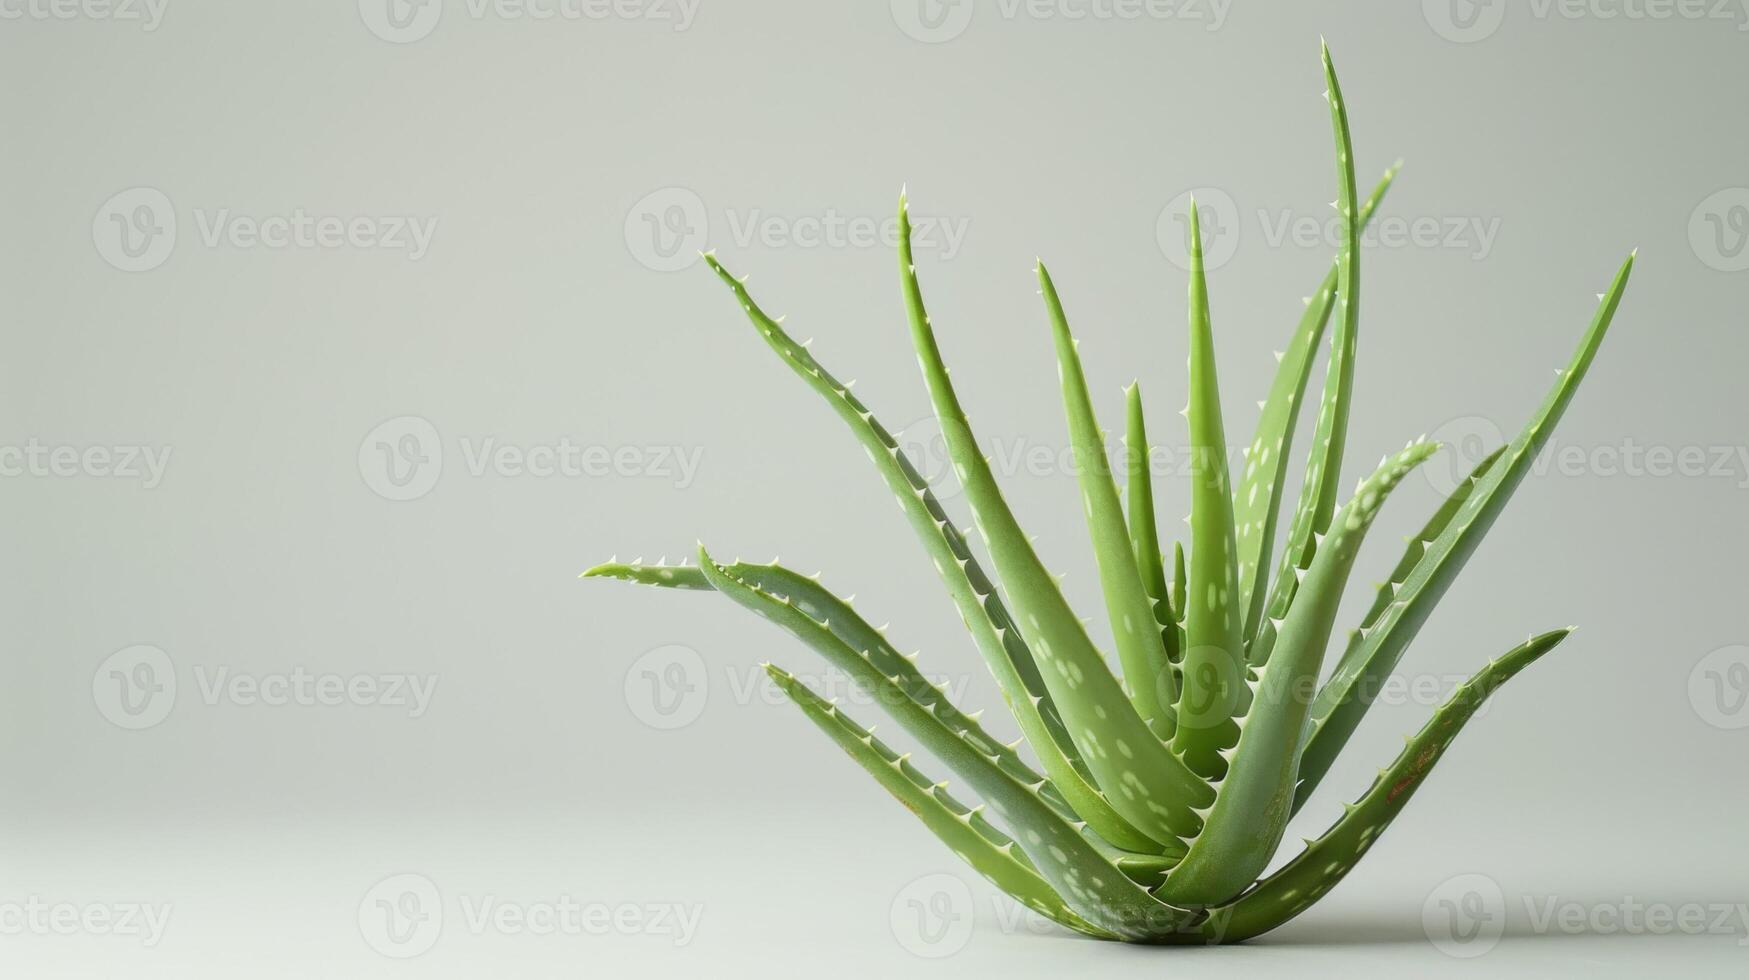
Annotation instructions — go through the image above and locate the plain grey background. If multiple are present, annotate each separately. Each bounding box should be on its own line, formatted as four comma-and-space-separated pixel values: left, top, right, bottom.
4, 0, 1746, 975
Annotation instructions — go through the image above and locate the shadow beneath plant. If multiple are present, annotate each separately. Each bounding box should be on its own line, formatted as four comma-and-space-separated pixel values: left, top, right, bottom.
1241, 913, 1439, 947
1006, 906, 1744, 950
1232, 906, 1747, 949
998, 915, 1435, 950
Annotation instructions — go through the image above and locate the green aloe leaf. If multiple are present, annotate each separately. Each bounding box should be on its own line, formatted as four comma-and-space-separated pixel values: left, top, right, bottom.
615, 550, 1195, 869
1170, 199, 1246, 781
1202, 629, 1573, 943
1171, 541, 1187, 628
1125, 385, 1179, 669
697, 252, 1162, 853
1283, 447, 1501, 817
583, 558, 710, 590
1342, 449, 1502, 666
758, 661, 1114, 938
1040, 264, 1178, 739
1248, 41, 1368, 672
702, 555, 1097, 823
900, 195, 1213, 847
1233, 163, 1400, 643
1297, 253, 1635, 801
759, 641, 1207, 937
1158, 440, 1438, 907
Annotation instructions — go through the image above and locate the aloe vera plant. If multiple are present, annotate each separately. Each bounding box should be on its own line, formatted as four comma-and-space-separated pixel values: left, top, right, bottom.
588, 42, 1634, 943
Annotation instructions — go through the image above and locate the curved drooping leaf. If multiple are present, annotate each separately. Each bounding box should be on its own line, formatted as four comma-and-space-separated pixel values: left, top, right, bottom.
697, 253, 1162, 853
717, 559, 1086, 817
1286, 446, 1500, 813
1297, 252, 1634, 803
1199, 630, 1573, 943
759, 649, 1207, 937
584, 559, 710, 590
598, 553, 1194, 870
759, 661, 1113, 938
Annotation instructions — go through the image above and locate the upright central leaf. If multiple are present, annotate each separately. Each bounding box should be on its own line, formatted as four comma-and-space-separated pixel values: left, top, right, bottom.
1125, 385, 1181, 671
1159, 440, 1438, 907
1039, 265, 1179, 739
1170, 200, 1245, 780
898, 196, 1213, 847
